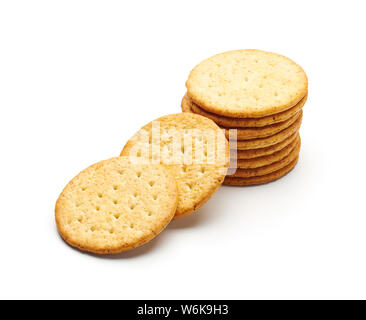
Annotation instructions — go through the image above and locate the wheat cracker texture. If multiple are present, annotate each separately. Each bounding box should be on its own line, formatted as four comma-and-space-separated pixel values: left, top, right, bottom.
121, 113, 229, 219
186, 49, 308, 118
55, 157, 178, 254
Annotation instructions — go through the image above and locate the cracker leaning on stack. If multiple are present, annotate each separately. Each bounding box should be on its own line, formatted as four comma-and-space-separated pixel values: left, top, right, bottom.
182, 49, 308, 186
121, 113, 229, 219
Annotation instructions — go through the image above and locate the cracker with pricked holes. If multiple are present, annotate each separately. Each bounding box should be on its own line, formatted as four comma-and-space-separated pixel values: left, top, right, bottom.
55, 157, 178, 254
186, 49, 308, 118
121, 113, 229, 219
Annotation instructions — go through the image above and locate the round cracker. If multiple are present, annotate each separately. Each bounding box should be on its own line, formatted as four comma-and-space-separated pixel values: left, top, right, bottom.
182, 93, 307, 128
224, 156, 299, 186
121, 113, 229, 219
55, 157, 178, 254
234, 132, 299, 159
186, 49, 308, 118
230, 139, 300, 178
236, 111, 302, 150
235, 135, 300, 169
223, 111, 301, 140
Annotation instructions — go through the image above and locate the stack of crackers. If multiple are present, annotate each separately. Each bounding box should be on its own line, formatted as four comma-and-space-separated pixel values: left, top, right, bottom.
182, 49, 308, 186
55, 49, 308, 255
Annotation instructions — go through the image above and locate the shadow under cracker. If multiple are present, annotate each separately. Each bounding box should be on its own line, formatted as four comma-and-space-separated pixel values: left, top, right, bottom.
55, 225, 164, 259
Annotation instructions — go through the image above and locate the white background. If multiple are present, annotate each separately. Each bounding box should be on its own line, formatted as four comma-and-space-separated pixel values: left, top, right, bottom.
1, 0, 365, 300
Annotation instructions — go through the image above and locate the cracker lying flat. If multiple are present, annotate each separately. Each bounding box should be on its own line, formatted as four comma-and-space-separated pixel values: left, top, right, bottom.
235, 135, 300, 169
235, 132, 299, 159
55, 157, 178, 254
230, 139, 300, 178
186, 49, 308, 118
121, 113, 229, 218
223, 111, 301, 140
182, 93, 307, 128
236, 111, 302, 150
224, 156, 299, 186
